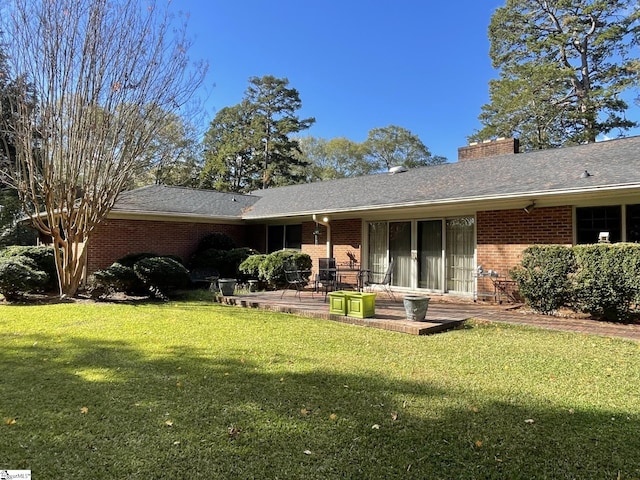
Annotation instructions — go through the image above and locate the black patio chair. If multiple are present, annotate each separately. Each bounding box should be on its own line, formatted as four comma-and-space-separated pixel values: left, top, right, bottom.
362, 258, 396, 300
281, 264, 310, 300
315, 257, 338, 300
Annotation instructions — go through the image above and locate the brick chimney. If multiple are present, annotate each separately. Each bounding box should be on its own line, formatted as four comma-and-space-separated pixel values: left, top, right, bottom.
458, 137, 520, 161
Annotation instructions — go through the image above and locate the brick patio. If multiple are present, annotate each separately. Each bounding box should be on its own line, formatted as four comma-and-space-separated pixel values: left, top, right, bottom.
212, 289, 640, 341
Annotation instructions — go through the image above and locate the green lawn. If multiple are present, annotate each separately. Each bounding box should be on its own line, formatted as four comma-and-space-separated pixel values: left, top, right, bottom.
1, 298, 639, 479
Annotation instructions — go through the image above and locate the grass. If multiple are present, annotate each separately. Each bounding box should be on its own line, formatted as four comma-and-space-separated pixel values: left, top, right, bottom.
1, 296, 639, 479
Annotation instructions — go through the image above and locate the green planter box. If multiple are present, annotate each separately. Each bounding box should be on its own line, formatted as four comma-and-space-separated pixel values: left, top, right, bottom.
328, 291, 348, 315
346, 292, 376, 318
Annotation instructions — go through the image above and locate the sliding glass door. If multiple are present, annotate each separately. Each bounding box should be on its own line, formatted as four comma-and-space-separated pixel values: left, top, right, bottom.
417, 220, 443, 290
445, 217, 475, 294
389, 222, 412, 288
367, 222, 388, 283
367, 216, 475, 294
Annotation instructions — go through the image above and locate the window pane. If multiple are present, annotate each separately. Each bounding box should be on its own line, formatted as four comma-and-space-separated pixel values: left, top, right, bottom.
627, 204, 640, 243
576, 206, 621, 244
418, 220, 443, 290
389, 221, 411, 287
368, 222, 388, 282
267, 225, 284, 253
446, 217, 475, 293
285, 224, 302, 249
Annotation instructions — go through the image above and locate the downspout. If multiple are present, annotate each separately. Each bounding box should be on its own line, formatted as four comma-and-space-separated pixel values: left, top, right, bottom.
312, 214, 332, 258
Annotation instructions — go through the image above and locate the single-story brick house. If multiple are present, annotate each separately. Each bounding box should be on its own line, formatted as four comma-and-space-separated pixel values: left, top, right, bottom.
87, 136, 640, 299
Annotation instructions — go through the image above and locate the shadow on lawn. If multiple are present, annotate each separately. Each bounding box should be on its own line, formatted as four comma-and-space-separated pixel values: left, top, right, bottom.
1, 333, 639, 479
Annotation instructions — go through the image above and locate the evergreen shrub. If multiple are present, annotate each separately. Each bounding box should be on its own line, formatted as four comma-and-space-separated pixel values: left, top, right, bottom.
510, 245, 576, 314
0, 256, 49, 300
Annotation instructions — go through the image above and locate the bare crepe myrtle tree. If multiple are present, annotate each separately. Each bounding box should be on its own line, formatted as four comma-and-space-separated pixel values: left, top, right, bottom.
0, 0, 207, 296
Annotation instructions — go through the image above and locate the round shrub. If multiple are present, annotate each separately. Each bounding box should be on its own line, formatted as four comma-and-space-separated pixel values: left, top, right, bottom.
258, 250, 312, 287
510, 245, 576, 314
92, 262, 144, 296
0, 256, 49, 301
133, 256, 190, 300
239, 254, 268, 279
0, 245, 58, 291
196, 232, 236, 253
189, 247, 257, 279
571, 244, 640, 322
117, 252, 162, 268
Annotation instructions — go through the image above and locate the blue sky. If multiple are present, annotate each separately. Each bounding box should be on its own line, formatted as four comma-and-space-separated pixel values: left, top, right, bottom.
176, 0, 637, 163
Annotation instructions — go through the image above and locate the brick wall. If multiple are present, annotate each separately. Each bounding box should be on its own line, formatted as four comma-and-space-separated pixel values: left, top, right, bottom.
476, 206, 573, 294
301, 219, 362, 281
458, 137, 520, 161
87, 218, 251, 273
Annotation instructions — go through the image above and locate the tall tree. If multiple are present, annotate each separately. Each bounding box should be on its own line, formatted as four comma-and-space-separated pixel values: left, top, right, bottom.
295, 136, 371, 182
201, 103, 260, 192
202, 75, 315, 192
131, 109, 203, 188
474, 0, 639, 150
0, 44, 37, 245
364, 125, 446, 171
0, 0, 206, 296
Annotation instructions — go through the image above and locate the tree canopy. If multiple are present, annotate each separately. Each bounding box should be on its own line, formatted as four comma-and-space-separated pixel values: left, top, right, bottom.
0, 0, 206, 296
295, 126, 445, 182
473, 0, 640, 150
201, 75, 315, 192
364, 125, 446, 170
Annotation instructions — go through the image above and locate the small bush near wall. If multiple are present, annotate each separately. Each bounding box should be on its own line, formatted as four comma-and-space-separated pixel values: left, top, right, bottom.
0, 245, 58, 291
91, 254, 189, 300
511, 243, 640, 322
571, 244, 640, 322
189, 247, 257, 280
258, 250, 312, 288
238, 254, 267, 279
133, 257, 190, 300
510, 245, 576, 314
92, 262, 147, 297
196, 232, 236, 252
0, 256, 49, 301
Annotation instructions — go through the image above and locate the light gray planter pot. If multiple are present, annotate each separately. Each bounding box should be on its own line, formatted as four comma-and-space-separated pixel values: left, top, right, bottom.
403, 295, 431, 322
218, 278, 237, 296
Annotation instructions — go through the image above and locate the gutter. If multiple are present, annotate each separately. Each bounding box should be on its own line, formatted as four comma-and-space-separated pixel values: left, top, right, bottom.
312, 214, 331, 258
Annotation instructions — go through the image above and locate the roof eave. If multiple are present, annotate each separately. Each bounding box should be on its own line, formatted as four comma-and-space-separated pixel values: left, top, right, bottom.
241, 183, 640, 220
108, 210, 245, 224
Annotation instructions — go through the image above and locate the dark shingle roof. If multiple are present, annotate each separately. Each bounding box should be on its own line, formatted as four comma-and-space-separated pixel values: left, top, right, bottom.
113, 185, 259, 218
113, 136, 640, 220
243, 135, 640, 218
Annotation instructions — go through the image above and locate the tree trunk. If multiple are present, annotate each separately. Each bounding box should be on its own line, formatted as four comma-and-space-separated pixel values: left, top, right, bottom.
52, 234, 88, 298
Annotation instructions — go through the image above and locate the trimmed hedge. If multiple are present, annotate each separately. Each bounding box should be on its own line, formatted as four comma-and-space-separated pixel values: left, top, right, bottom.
189, 247, 257, 279
510, 245, 576, 314
511, 243, 640, 322
196, 232, 236, 252
92, 262, 144, 296
0, 245, 58, 291
91, 254, 189, 300
571, 244, 640, 322
133, 257, 190, 300
257, 250, 312, 287
238, 254, 268, 279
0, 256, 49, 300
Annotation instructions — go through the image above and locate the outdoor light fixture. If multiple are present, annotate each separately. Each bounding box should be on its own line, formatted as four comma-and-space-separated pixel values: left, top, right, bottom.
598, 231, 610, 243
523, 201, 536, 214
313, 222, 321, 245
